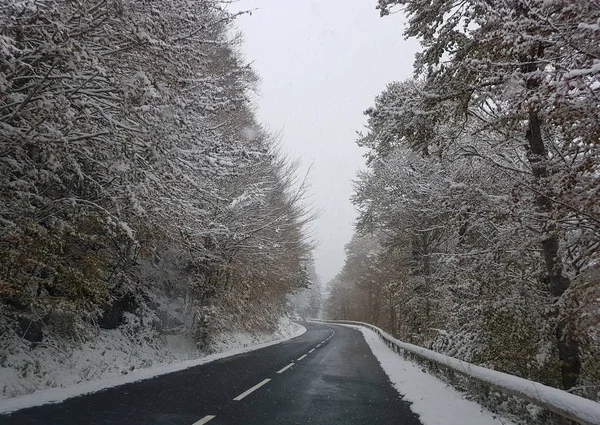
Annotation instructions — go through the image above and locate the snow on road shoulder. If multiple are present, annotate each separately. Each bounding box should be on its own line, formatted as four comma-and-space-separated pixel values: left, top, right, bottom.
0, 319, 306, 415
352, 325, 515, 425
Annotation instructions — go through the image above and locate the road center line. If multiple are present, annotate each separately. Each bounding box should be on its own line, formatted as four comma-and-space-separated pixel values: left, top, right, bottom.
233, 378, 271, 401
316, 343, 321, 347
297, 354, 307, 361
309, 348, 315, 353
192, 415, 216, 425
277, 362, 295, 374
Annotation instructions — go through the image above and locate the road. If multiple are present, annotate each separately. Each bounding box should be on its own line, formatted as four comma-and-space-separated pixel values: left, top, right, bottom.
0, 322, 422, 425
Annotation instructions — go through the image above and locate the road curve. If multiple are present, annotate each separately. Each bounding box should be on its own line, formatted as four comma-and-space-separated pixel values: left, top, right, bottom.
0, 322, 421, 425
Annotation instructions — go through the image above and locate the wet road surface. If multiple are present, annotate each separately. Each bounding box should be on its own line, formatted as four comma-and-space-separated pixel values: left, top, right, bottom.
0, 322, 421, 425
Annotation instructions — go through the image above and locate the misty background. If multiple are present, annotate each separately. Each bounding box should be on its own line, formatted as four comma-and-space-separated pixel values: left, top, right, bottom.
230, 0, 420, 283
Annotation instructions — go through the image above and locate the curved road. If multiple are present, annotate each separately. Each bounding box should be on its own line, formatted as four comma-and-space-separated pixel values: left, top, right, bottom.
1, 322, 421, 425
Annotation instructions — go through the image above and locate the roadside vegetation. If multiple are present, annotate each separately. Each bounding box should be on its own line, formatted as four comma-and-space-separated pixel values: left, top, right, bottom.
0, 0, 316, 398
326, 0, 600, 406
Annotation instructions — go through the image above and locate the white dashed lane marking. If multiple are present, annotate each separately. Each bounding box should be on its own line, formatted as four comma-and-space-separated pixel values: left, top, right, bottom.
233, 379, 271, 401
192, 415, 215, 425
277, 363, 295, 374
193, 326, 335, 423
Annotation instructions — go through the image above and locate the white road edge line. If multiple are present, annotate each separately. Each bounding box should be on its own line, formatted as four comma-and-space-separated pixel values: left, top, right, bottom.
277, 362, 295, 374
309, 348, 315, 353
297, 354, 307, 361
192, 415, 216, 425
233, 379, 271, 401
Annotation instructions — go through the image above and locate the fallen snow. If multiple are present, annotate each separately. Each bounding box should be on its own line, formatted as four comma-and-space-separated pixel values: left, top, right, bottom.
0, 319, 305, 414
351, 325, 516, 425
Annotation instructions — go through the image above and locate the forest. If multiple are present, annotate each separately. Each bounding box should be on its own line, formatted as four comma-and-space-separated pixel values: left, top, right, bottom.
325, 0, 600, 403
0, 0, 318, 397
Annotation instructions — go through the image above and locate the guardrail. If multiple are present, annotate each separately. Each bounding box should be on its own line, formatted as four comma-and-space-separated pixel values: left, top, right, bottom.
312, 319, 600, 425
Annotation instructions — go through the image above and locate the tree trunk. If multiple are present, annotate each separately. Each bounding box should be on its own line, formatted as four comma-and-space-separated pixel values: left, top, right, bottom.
526, 109, 580, 389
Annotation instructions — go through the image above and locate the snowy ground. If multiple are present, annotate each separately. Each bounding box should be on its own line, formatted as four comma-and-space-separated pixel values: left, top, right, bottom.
0, 318, 305, 414
351, 325, 516, 425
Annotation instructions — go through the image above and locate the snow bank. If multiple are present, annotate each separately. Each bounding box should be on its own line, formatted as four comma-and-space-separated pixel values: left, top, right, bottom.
0, 318, 305, 414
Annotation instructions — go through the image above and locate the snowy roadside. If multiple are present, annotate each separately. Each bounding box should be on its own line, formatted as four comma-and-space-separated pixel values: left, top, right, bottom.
349, 325, 516, 425
0, 319, 305, 414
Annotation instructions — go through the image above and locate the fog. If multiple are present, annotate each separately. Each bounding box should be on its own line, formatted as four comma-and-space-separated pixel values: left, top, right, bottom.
231, 0, 419, 283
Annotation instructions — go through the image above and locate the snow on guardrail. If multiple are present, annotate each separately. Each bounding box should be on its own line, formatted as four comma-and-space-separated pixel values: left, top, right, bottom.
312, 319, 600, 425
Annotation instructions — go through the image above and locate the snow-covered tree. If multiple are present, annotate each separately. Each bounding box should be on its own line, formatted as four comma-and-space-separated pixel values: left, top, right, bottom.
328, 69, 598, 400
368, 0, 600, 391
0, 0, 314, 356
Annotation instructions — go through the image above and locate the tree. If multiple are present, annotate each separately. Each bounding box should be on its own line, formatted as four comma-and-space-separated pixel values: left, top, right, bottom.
1, 0, 315, 356
373, 0, 600, 390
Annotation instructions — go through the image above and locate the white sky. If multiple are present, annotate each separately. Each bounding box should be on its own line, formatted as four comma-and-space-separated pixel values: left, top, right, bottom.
230, 1, 419, 283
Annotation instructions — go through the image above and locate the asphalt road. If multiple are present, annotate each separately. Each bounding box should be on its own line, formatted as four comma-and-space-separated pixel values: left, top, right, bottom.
0, 322, 422, 425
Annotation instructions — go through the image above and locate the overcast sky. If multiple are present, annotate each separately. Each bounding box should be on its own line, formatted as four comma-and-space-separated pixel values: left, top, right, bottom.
230, 1, 419, 284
